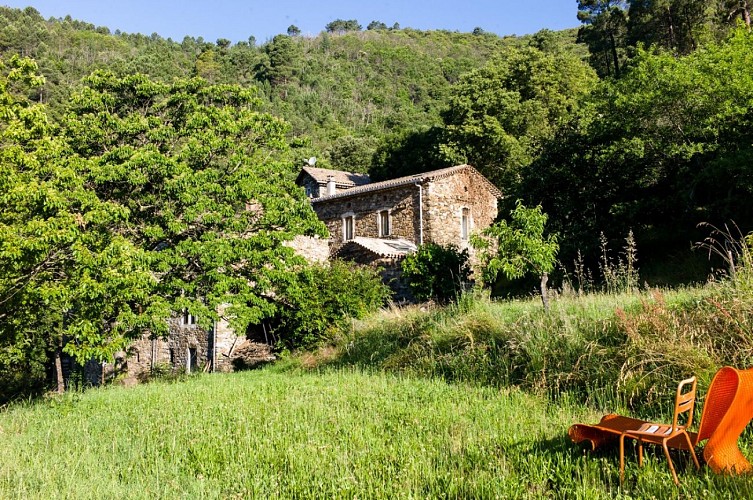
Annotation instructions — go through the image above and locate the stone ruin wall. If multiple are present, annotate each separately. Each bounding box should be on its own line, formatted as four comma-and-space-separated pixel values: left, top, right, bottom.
84, 313, 270, 386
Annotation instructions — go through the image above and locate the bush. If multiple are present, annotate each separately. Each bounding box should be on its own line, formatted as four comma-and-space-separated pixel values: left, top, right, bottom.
401, 243, 470, 303
276, 260, 391, 349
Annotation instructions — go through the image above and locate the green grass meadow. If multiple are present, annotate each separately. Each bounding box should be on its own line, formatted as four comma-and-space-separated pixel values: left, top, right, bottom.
2, 368, 753, 499
5, 255, 753, 499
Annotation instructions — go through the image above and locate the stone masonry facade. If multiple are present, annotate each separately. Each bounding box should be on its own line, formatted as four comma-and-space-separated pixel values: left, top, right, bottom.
85, 313, 273, 386
299, 164, 502, 269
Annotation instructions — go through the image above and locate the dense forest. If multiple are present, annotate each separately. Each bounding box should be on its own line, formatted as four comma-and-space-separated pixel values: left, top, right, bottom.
1, 2, 753, 397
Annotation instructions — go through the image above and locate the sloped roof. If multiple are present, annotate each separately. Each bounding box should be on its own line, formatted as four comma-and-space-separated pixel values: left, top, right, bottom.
297, 167, 371, 188
333, 237, 417, 259
311, 164, 502, 203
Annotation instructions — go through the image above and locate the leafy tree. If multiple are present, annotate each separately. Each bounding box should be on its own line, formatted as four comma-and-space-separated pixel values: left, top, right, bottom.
401, 244, 471, 303
522, 28, 753, 272
63, 71, 326, 350
367, 21, 388, 31
0, 57, 152, 397
627, 0, 716, 54
326, 135, 378, 173
259, 34, 302, 86
276, 260, 390, 349
287, 25, 301, 37
325, 19, 362, 34
471, 201, 558, 309
195, 48, 222, 81
369, 127, 447, 181
440, 46, 597, 190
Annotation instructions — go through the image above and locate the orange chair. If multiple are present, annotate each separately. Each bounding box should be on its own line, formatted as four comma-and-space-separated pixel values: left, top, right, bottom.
700, 366, 753, 474
618, 376, 700, 485
569, 366, 753, 484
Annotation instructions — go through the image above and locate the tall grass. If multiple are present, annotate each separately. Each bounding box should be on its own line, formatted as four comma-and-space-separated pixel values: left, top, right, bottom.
298, 243, 753, 417
2, 369, 753, 498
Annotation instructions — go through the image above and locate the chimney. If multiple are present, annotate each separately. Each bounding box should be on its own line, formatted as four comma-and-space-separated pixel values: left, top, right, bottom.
327, 175, 336, 196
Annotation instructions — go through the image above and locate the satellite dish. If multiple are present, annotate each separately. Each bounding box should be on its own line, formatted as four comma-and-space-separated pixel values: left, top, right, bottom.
308, 157, 317, 166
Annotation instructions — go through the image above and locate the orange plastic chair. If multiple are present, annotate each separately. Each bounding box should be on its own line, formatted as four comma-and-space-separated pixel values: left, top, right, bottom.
700, 366, 753, 474
569, 366, 753, 483
619, 376, 700, 485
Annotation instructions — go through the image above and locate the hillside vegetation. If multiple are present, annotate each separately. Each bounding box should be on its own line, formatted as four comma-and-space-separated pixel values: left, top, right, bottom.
2, 4, 753, 402
296, 235, 753, 416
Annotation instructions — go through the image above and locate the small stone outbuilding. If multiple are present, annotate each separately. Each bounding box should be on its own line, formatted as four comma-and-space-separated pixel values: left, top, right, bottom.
84, 311, 274, 386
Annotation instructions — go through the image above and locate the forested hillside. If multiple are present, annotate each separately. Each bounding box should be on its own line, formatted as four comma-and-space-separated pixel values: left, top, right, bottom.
3, 4, 750, 277
0, 6, 583, 170
2, 3, 753, 399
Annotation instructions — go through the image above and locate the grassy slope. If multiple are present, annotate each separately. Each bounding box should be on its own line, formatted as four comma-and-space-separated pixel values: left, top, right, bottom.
2, 368, 753, 499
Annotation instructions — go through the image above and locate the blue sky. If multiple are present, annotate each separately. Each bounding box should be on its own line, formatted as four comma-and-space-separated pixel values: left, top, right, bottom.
1, 1, 580, 44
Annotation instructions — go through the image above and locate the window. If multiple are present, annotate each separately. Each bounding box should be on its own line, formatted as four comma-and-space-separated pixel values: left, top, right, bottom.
187, 348, 198, 373
181, 308, 197, 327
379, 210, 390, 237
461, 208, 470, 241
343, 215, 355, 241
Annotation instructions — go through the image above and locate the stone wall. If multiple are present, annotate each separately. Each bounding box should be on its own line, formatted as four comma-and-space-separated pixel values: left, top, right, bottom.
285, 235, 330, 263
212, 308, 246, 372
312, 184, 420, 246
299, 176, 320, 198
83, 312, 252, 385
423, 170, 499, 267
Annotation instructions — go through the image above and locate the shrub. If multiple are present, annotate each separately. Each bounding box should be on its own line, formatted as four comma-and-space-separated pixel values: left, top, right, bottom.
276, 260, 391, 349
401, 243, 471, 303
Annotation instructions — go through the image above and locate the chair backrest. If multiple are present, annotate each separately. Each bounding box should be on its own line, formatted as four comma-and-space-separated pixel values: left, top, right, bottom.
671, 376, 697, 432
696, 366, 740, 443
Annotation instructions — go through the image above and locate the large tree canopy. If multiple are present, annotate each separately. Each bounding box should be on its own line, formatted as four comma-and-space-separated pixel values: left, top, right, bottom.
522, 28, 753, 263
1, 65, 328, 398
440, 46, 598, 190
63, 71, 326, 338
0, 58, 153, 396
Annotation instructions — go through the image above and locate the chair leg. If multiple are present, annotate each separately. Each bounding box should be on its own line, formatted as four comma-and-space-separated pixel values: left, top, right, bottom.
662, 440, 680, 486
638, 438, 643, 467
620, 433, 627, 485
681, 432, 700, 470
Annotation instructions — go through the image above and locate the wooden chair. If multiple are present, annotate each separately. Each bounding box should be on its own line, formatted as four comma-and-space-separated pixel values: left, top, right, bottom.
619, 376, 700, 485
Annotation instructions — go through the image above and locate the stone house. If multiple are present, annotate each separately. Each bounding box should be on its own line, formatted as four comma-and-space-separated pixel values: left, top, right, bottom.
296, 164, 502, 266
82, 164, 500, 385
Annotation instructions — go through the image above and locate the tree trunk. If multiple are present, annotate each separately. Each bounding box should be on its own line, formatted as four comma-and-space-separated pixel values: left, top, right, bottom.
54, 338, 65, 394
744, 2, 751, 28
665, 6, 677, 51
609, 33, 620, 78
540, 272, 550, 312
